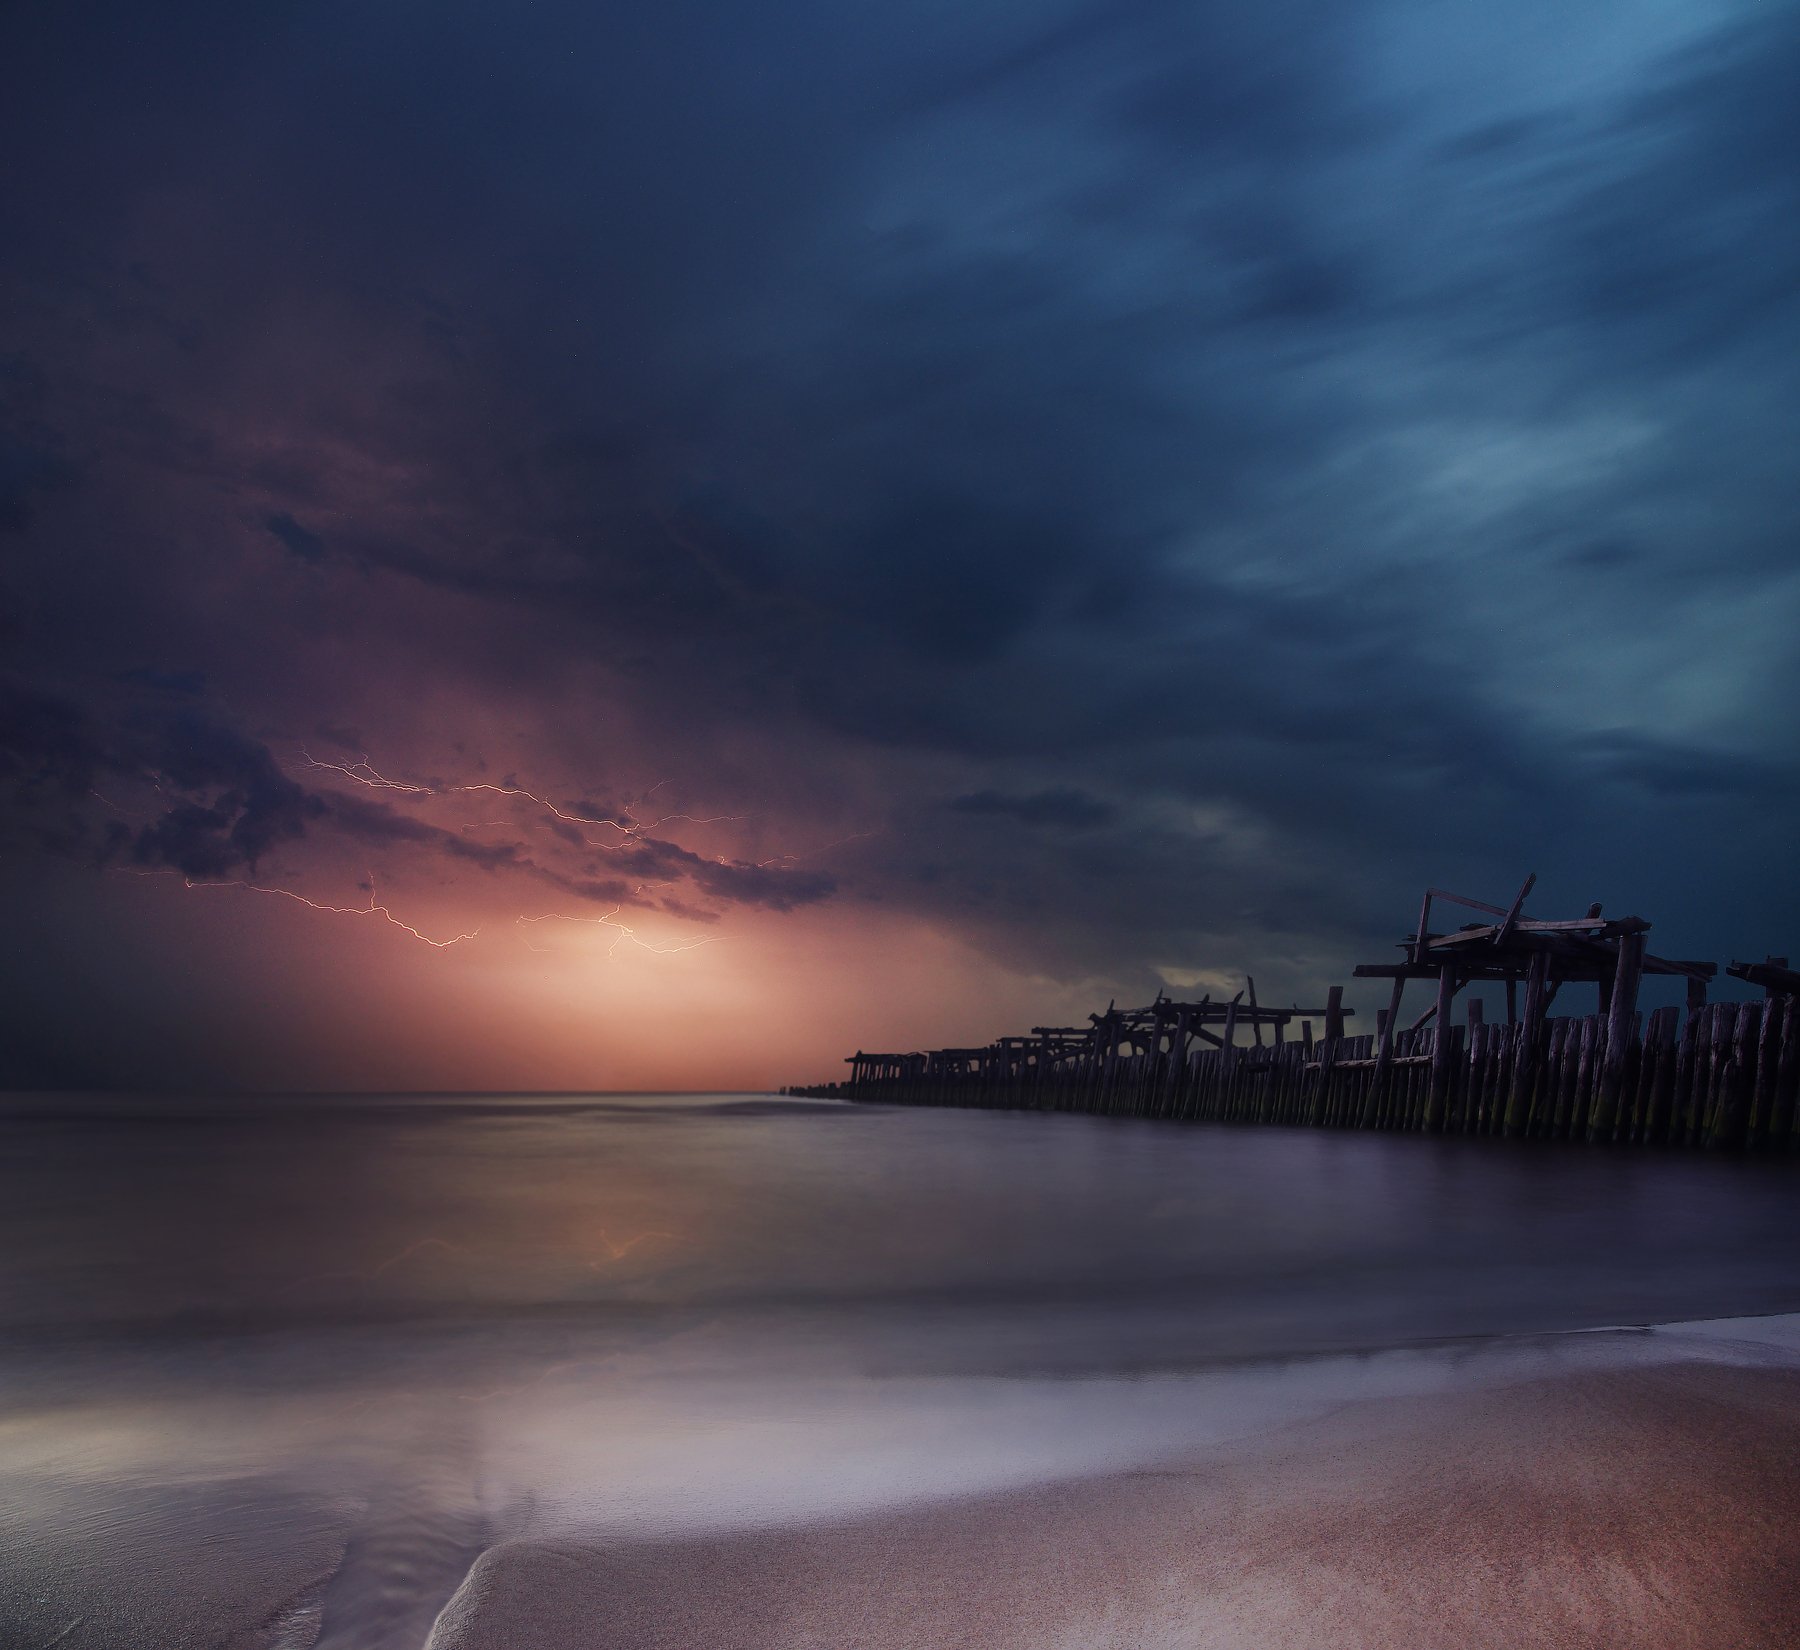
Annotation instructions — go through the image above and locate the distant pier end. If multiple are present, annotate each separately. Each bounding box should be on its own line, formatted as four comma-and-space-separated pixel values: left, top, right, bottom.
789, 878, 1797, 1153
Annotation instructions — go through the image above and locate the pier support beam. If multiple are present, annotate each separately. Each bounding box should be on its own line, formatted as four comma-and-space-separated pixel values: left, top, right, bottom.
1590, 931, 1645, 1142
1425, 967, 1459, 1131
1362, 977, 1404, 1129
1504, 951, 1550, 1137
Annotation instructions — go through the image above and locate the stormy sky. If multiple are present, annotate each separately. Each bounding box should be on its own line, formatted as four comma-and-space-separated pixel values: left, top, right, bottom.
2, 0, 1796, 1090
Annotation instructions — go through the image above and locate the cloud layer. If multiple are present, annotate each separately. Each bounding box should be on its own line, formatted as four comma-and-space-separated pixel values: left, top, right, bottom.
2, 0, 1796, 1084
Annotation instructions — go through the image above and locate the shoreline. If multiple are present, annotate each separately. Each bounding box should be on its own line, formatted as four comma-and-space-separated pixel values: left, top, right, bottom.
6, 1315, 1798, 1649
428, 1325, 1800, 1649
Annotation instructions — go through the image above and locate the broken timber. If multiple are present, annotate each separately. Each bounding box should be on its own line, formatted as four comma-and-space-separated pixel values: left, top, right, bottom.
792, 877, 1798, 1153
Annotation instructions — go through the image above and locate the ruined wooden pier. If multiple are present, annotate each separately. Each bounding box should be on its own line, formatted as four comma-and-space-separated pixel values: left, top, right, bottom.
790, 878, 1800, 1152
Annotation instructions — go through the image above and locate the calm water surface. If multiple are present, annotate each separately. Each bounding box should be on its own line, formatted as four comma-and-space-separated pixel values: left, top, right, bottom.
4, 1091, 1798, 1646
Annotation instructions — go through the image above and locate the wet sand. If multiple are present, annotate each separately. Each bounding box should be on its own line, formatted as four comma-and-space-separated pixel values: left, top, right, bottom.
431, 1357, 1800, 1650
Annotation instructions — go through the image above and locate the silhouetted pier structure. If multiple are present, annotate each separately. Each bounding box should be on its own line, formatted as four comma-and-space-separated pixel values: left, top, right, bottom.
794, 877, 1799, 1152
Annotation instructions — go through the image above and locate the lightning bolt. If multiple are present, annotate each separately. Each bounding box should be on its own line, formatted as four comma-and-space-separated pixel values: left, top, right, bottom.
108, 751, 851, 964
516, 909, 724, 957
753, 829, 878, 869
585, 1228, 677, 1267
126, 865, 730, 963
180, 871, 480, 948
296, 752, 745, 847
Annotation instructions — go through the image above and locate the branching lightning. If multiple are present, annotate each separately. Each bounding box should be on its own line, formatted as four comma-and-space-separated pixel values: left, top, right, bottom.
103, 748, 851, 966
516, 909, 724, 958
296, 752, 745, 848
181, 871, 481, 948
751, 830, 877, 869
585, 1228, 678, 1268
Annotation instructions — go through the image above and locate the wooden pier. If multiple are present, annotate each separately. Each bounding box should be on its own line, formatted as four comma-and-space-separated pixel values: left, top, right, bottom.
790, 878, 1800, 1152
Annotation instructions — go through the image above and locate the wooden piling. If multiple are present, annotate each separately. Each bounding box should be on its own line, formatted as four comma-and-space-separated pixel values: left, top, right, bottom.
1589, 931, 1645, 1143
1504, 951, 1550, 1137
1424, 967, 1458, 1131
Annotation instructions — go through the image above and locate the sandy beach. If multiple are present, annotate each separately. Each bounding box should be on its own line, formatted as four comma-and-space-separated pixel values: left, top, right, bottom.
428, 1353, 1800, 1650
5, 1323, 1800, 1648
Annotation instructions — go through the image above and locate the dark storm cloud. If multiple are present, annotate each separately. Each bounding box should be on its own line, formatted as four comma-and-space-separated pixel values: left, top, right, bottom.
320, 789, 832, 912
1566, 13, 1800, 347
324, 791, 529, 870
132, 715, 324, 874
950, 790, 1117, 830
264, 512, 326, 563
0, 678, 108, 807
0, 680, 304, 875
0, 678, 833, 911
0, 353, 73, 534
1, 0, 1796, 1070
688, 857, 835, 913
113, 667, 209, 696
1580, 735, 1800, 805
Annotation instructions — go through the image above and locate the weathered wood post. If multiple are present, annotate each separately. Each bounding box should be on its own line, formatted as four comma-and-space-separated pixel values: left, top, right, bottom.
1310, 987, 1344, 1125
1467, 1013, 1490, 1133
1313, 1025, 1337, 1124
1425, 967, 1458, 1131
1640, 1007, 1675, 1142
1707, 1002, 1760, 1150
1749, 996, 1782, 1147
1774, 998, 1800, 1147
1412, 891, 1434, 965
1589, 931, 1645, 1143
1362, 976, 1403, 1129
1672, 1004, 1699, 1143
1570, 1014, 1600, 1138
1504, 951, 1550, 1137
1465, 996, 1485, 1131
1163, 1005, 1192, 1114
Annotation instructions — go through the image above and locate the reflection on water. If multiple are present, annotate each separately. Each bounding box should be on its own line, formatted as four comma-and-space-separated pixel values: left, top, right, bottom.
3, 1092, 1798, 1647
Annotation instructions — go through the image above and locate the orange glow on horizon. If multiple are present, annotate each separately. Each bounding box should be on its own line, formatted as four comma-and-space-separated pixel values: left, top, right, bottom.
96, 863, 1094, 1095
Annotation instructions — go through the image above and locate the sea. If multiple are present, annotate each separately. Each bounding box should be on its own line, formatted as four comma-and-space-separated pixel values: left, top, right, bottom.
4, 1090, 1798, 1647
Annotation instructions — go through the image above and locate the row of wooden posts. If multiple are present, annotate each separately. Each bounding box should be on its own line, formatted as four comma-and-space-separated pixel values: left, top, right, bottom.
788, 878, 1800, 1152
